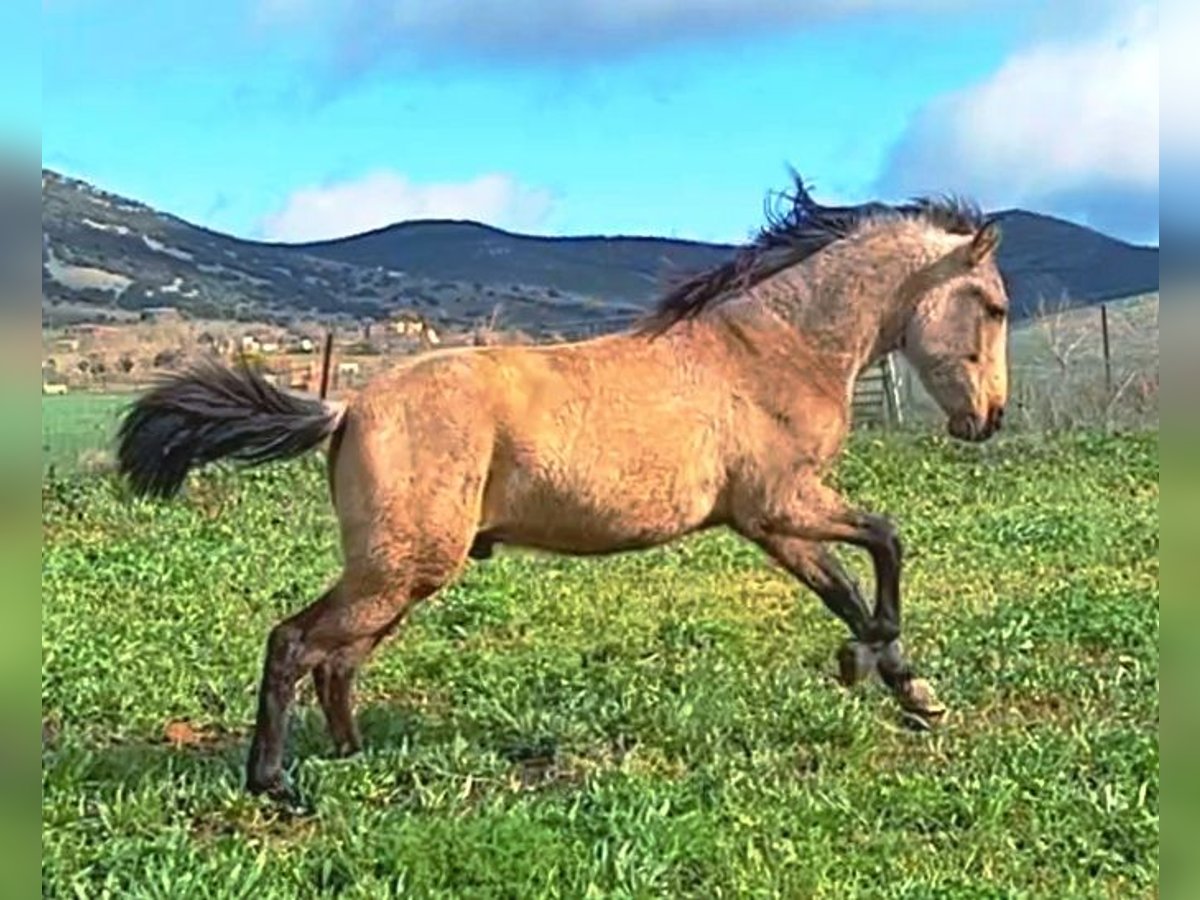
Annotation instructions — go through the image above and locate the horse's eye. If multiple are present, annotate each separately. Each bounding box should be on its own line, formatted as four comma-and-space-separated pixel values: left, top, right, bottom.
966, 353, 980, 363
985, 304, 1007, 321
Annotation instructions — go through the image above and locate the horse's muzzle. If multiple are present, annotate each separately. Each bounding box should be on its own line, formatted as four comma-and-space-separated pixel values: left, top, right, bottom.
948, 406, 1004, 442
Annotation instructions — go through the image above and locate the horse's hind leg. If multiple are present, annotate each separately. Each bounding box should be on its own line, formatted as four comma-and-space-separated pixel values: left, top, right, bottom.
312, 630, 392, 757
245, 584, 341, 801
245, 562, 455, 801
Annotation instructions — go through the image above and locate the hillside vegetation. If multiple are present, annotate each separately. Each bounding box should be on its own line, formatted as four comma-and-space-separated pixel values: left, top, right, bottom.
43, 170, 1159, 335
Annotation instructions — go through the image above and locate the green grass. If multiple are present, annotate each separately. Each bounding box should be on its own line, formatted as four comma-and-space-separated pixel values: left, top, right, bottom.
42, 432, 1159, 897
42, 392, 130, 474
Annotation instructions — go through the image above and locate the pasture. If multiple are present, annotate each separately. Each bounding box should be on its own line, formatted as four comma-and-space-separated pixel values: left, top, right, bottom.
42, 392, 129, 474
42, 430, 1158, 896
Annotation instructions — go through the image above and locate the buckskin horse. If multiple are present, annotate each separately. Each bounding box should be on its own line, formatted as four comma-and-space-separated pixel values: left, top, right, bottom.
117, 174, 1009, 803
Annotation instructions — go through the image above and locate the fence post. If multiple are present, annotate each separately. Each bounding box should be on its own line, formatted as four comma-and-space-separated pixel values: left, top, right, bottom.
319, 330, 334, 399
1100, 303, 1112, 395
883, 353, 904, 427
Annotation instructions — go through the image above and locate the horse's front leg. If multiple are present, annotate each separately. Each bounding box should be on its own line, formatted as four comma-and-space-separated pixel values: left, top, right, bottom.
740, 483, 946, 725
750, 535, 877, 684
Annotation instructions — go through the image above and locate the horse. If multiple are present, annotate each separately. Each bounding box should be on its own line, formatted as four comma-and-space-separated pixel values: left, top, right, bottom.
116, 174, 1010, 804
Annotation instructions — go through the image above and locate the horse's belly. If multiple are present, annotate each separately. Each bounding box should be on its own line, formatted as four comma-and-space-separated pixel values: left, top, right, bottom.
482, 454, 723, 554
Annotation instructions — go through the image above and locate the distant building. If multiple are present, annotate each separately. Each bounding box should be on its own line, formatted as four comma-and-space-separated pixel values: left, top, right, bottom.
64, 324, 118, 338
388, 310, 440, 346
62, 324, 119, 350
285, 335, 316, 354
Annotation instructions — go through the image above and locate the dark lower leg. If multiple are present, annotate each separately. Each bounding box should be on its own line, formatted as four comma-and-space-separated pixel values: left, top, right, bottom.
246, 585, 345, 795
246, 618, 315, 796
246, 571, 427, 797
742, 494, 939, 712
752, 535, 881, 687
875, 638, 914, 691
847, 516, 931, 703
312, 635, 380, 757
748, 490, 901, 643
850, 516, 942, 711
754, 536, 871, 637
856, 514, 902, 645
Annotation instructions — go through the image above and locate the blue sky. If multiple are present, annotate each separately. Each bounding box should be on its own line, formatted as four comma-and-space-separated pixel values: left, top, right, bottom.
38, 1, 1158, 246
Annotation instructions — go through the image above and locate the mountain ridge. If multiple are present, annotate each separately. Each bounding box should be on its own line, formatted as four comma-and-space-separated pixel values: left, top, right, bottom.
42, 169, 1159, 334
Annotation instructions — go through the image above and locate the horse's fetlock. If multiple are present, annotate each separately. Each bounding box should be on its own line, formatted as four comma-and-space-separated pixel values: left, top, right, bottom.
863, 514, 901, 555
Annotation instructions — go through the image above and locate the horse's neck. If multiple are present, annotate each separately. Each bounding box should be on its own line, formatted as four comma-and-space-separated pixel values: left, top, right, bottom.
758, 250, 916, 378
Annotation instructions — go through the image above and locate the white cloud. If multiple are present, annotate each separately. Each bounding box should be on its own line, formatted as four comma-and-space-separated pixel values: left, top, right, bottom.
259, 170, 555, 242
877, 1, 1158, 240
1160, 0, 1200, 234
254, 0, 976, 69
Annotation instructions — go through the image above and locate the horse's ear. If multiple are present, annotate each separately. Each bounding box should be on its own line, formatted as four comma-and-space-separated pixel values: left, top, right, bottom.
967, 221, 1001, 267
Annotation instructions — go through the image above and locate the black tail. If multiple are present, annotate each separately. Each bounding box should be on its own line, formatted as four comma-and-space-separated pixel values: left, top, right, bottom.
116, 359, 346, 498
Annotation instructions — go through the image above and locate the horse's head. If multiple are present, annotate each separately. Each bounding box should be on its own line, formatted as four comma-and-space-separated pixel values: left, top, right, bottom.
900, 221, 1009, 442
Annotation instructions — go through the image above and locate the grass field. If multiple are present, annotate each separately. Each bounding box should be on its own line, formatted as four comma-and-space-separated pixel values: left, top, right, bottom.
41, 431, 1159, 897
41, 392, 130, 474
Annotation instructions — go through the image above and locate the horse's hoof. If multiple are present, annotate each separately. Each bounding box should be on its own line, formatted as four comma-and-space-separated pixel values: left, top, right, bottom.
899, 709, 939, 732
332, 741, 363, 760
247, 774, 312, 812
895, 677, 947, 728
836, 639, 878, 687
259, 782, 315, 817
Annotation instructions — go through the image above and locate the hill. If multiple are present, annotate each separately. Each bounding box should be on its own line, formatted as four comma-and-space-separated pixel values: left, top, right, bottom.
293, 220, 732, 306
42, 170, 1159, 334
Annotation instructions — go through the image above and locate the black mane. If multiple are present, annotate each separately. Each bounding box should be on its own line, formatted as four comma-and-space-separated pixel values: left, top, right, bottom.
639, 169, 986, 333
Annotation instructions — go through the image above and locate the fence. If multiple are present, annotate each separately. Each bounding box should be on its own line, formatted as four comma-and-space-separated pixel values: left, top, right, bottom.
1006, 295, 1158, 431
852, 355, 905, 428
